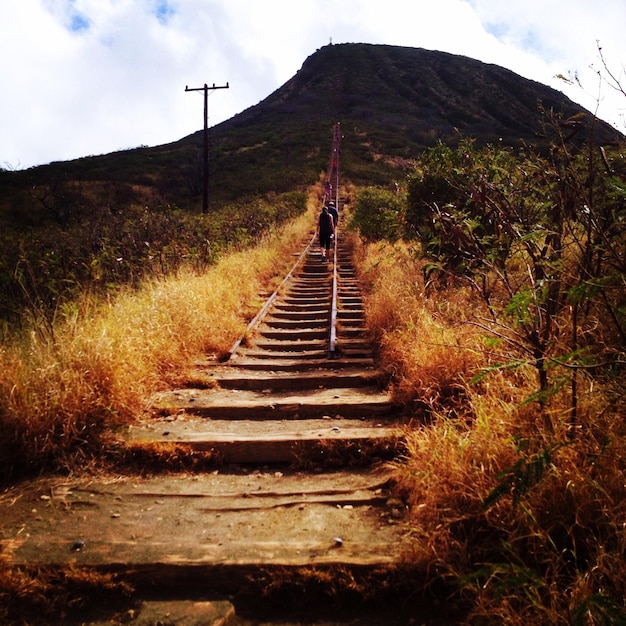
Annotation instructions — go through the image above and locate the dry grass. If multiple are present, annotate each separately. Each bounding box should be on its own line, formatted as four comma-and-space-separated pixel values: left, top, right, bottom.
0, 559, 136, 625
354, 239, 626, 624
3, 199, 625, 623
354, 239, 486, 415
0, 199, 317, 483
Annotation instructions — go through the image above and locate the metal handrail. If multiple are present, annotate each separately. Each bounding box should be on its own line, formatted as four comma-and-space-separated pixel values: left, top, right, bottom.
230, 122, 341, 361
227, 231, 317, 359
328, 230, 338, 358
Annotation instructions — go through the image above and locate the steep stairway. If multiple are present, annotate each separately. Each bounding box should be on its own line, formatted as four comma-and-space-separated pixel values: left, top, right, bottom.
128, 234, 403, 466
0, 234, 410, 625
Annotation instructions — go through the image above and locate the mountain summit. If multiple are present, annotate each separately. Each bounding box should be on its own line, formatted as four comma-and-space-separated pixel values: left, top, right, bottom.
1, 43, 622, 207
223, 42, 620, 150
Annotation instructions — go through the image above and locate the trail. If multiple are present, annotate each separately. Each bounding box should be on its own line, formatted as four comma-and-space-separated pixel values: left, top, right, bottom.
0, 124, 426, 625
0, 232, 416, 625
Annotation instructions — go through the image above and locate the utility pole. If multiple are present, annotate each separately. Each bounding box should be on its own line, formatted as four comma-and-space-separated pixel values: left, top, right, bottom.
185, 82, 229, 213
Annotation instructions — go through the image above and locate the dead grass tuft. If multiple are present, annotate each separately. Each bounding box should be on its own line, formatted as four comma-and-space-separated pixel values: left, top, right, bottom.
355, 240, 484, 415
105, 442, 222, 474
0, 204, 315, 484
242, 563, 436, 616
0, 559, 136, 625
353, 238, 626, 623
291, 436, 406, 470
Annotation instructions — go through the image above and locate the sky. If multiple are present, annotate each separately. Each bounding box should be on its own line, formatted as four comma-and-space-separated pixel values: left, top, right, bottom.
1, 0, 625, 170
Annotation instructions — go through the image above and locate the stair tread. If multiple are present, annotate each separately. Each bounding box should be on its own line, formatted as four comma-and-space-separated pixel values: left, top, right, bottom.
1, 470, 408, 570
125, 416, 401, 443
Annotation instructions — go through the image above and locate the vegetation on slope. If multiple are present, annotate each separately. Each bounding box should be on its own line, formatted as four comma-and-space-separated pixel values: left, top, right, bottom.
0, 198, 317, 485
351, 110, 626, 623
2, 43, 620, 333
0, 190, 306, 332
1, 42, 626, 624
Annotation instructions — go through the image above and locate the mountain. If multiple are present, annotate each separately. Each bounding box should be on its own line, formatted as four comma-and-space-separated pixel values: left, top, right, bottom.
243, 42, 621, 148
1, 43, 622, 214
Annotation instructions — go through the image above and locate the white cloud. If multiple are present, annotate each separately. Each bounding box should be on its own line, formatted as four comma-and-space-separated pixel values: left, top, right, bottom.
467, 0, 626, 122
1, 0, 624, 169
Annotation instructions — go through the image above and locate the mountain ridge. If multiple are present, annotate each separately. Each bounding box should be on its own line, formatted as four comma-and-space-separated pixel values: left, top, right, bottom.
1, 43, 622, 212
219, 43, 621, 149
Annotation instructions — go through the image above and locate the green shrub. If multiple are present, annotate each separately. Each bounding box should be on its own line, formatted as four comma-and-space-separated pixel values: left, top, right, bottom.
350, 186, 405, 241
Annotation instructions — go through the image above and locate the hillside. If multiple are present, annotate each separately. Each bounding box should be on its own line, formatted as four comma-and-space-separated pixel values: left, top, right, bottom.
1, 43, 621, 210
0, 43, 622, 327
2, 43, 626, 625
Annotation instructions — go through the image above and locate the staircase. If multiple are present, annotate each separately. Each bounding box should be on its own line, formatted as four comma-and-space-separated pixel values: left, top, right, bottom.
0, 234, 410, 625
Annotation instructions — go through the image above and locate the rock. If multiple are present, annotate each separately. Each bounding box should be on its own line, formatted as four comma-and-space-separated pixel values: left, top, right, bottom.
386, 497, 403, 508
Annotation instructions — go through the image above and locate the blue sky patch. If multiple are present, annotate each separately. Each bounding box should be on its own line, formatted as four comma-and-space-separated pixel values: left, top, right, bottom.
484, 22, 508, 39
69, 13, 90, 32
154, 1, 176, 25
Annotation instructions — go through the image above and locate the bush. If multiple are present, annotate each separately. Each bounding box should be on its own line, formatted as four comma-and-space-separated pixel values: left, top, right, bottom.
0, 192, 307, 332
350, 186, 405, 241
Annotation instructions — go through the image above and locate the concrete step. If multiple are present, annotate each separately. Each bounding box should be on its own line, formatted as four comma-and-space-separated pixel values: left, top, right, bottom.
264, 318, 328, 329
88, 600, 236, 626
195, 366, 383, 390
269, 309, 329, 321
250, 340, 327, 352
272, 304, 329, 314
257, 327, 329, 341
281, 297, 330, 306
233, 349, 330, 361
210, 356, 376, 371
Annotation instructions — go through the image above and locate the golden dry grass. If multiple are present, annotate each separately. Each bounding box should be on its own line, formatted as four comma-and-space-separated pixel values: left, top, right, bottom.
0, 558, 135, 625
2, 198, 625, 622
0, 198, 317, 482
354, 239, 486, 412
353, 238, 626, 623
